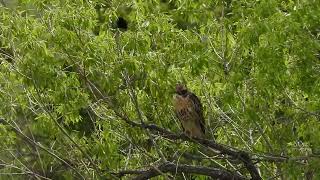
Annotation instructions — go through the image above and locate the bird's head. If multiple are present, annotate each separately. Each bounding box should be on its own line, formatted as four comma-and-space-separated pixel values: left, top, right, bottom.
175, 84, 188, 95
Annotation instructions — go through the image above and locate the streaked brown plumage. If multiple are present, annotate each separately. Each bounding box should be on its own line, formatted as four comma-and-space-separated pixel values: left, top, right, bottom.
173, 84, 205, 138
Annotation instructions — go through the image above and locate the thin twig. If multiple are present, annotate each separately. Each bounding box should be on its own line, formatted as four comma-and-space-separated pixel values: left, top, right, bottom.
0, 118, 84, 179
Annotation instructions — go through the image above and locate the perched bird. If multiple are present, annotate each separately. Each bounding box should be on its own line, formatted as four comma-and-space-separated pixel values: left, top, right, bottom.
173, 84, 205, 138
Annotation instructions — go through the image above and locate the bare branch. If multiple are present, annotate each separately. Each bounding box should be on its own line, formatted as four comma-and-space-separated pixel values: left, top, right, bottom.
114, 162, 245, 180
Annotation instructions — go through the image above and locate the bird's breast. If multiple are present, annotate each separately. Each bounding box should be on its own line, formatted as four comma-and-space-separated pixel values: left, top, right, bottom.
174, 95, 191, 110
174, 95, 194, 120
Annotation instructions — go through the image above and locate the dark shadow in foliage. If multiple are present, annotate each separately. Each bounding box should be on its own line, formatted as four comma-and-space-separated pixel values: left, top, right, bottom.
0, 39, 14, 64
63, 107, 97, 137
116, 17, 128, 31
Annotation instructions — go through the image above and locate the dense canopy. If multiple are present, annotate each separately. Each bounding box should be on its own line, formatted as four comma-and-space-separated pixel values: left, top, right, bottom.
0, 0, 320, 179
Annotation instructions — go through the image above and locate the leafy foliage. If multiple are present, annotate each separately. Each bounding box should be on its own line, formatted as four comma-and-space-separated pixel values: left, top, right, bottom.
0, 0, 320, 179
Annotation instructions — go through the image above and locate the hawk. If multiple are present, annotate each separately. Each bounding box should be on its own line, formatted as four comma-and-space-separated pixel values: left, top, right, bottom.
173, 84, 205, 138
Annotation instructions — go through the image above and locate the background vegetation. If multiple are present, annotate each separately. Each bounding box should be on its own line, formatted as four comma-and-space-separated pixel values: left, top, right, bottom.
0, 0, 319, 179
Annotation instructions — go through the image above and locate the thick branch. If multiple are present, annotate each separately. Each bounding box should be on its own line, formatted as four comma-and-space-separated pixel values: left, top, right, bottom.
115, 162, 245, 180
115, 116, 261, 179
152, 126, 260, 179
111, 109, 261, 179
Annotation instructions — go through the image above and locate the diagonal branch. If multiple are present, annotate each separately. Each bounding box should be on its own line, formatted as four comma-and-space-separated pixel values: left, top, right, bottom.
108, 106, 260, 179
114, 162, 245, 180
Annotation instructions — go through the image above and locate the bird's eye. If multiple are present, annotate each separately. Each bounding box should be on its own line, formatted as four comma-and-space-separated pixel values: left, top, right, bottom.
180, 89, 187, 95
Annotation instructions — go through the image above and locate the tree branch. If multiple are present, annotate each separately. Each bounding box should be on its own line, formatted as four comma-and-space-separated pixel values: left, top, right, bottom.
112, 113, 261, 179
114, 162, 245, 180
